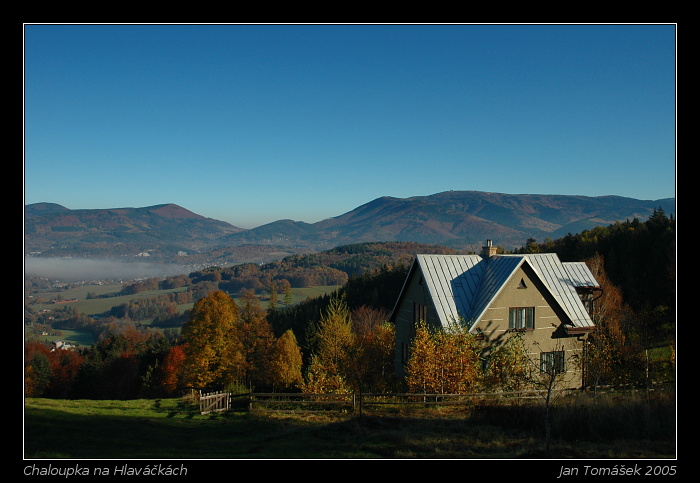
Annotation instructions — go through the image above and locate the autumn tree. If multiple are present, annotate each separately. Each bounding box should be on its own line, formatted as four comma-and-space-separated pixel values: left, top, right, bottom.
405, 321, 438, 393
301, 295, 355, 394
238, 290, 277, 390
45, 348, 84, 398
160, 344, 187, 396
436, 324, 481, 393
584, 253, 635, 390
270, 329, 303, 391
405, 320, 480, 394
481, 332, 530, 392
349, 306, 396, 393
180, 291, 246, 390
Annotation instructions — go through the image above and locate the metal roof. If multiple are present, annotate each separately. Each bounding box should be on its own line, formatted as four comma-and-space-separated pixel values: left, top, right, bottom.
416, 254, 483, 328
411, 253, 596, 332
563, 261, 600, 289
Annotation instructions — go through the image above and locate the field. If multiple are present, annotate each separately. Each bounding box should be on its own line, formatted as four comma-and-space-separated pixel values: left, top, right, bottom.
24, 390, 676, 461
26, 284, 341, 346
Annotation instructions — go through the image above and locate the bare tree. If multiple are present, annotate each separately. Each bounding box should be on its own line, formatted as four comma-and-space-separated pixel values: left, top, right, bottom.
524, 340, 581, 456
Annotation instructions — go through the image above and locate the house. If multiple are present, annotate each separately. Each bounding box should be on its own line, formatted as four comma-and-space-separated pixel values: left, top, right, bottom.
51, 340, 74, 351
390, 241, 601, 389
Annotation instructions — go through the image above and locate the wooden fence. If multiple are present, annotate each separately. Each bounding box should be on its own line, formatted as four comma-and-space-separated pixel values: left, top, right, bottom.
201, 383, 673, 414
246, 390, 560, 412
199, 390, 231, 415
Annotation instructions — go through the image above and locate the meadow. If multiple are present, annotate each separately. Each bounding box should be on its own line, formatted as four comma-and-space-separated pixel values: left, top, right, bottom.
27, 283, 341, 346
24, 389, 675, 460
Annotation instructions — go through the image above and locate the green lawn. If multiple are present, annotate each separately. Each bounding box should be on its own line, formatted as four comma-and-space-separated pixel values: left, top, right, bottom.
24, 395, 676, 460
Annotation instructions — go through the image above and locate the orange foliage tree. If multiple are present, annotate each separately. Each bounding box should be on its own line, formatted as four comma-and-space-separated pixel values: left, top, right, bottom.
180, 291, 246, 390
160, 344, 187, 396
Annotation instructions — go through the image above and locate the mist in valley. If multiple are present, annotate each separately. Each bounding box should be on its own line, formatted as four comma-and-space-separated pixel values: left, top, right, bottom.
24, 256, 190, 282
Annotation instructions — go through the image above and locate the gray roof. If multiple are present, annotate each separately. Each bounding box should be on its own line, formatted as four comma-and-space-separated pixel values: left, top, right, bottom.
407, 253, 597, 331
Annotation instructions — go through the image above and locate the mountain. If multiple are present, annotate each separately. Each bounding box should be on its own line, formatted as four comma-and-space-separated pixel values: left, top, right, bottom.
24, 191, 675, 262
24, 203, 244, 258
223, 191, 675, 252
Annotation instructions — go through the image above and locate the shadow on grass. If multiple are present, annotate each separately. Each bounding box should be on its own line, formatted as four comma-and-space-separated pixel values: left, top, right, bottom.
24, 391, 676, 459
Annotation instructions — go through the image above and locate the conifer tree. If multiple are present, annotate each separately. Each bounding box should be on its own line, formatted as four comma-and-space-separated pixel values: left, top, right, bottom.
301, 295, 354, 393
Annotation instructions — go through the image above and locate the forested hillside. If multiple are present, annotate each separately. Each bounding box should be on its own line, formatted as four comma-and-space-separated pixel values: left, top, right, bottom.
24, 210, 675, 400
25, 192, 675, 261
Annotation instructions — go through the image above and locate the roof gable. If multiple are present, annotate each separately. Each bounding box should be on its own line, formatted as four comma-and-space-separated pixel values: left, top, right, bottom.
393, 252, 596, 332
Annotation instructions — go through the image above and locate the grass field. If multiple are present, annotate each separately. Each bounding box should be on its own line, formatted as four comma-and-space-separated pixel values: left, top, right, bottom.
24, 391, 676, 460
30, 284, 341, 318
26, 284, 341, 347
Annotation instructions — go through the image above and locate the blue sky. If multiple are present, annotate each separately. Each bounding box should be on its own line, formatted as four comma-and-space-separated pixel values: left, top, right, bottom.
23, 24, 676, 228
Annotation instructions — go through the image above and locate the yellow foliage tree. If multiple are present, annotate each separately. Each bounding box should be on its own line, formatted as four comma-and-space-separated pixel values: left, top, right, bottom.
406, 321, 480, 394
270, 329, 303, 391
405, 321, 439, 393
180, 291, 246, 389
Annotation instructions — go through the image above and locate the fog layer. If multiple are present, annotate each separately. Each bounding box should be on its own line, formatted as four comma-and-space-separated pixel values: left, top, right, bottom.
24, 257, 188, 282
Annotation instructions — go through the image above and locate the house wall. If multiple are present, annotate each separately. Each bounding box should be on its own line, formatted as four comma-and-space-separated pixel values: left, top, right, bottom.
473, 263, 585, 389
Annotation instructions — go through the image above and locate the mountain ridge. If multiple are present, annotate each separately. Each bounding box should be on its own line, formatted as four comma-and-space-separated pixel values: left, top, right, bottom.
24, 191, 675, 263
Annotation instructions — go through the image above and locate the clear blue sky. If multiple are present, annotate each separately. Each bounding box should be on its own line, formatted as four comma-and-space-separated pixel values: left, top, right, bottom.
23, 24, 676, 228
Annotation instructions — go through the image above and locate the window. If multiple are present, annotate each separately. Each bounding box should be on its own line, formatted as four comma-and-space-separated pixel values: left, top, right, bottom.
540, 351, 565, 374
509, 307, 534, 330
413, 302, 428, 325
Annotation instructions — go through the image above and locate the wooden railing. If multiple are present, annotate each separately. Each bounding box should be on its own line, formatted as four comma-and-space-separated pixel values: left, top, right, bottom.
246, 390, 558, 412
202, 382, 674, 414
199, 390, 231, 415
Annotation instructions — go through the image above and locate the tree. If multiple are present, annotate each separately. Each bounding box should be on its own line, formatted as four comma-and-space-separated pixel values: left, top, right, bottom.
434, 323, 481, 393
584, 253, 635, 390
405, 320, 480, 394
350, 306, 396, 393
481, 332, 530, 392
238, 290, 277, 390
160, 344, 187, 396
509, 339, 582, 457
267, 282, 278, 311
46, 348, 84, 398
301, 296, 354, 394
25, 349, 52, 397
405, 321, 439, 394
180, 291, 246, 389
281, 280, 293, 305
270, 329, 303, 391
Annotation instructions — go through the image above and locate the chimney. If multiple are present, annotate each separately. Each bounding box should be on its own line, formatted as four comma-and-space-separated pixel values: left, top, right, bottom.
482, 239, 497, 258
